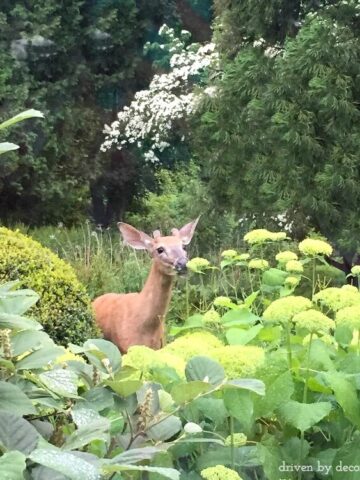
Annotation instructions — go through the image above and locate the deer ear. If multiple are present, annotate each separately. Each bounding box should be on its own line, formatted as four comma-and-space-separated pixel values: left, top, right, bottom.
118, 223, 153, 250
177, 217, 200, 245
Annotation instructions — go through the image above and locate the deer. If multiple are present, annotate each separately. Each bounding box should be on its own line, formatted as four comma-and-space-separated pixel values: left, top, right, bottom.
92, 218, 199, 353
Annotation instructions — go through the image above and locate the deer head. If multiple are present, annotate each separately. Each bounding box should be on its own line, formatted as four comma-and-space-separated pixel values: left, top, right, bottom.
118, 218, 199, 276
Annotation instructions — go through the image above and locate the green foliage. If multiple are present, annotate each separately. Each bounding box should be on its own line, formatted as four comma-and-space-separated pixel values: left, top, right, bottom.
196, 1, 360, 256
0, 227, 97, 345
0, 282, 264, 479
0, 1, 179, 225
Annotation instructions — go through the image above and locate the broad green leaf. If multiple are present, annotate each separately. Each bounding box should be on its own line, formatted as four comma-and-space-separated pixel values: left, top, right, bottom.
0, 451, 26, 479
12, 330, 54, 357
255, 371, 294, 417
0, 412, 39, 454
82, 339, 121, 374
105, 379, 142, 396
0, 281, 21, 292
224, 389, 253, 432
72, 408, 103, 428
221, 308, 259, 327
0, 142, 19, 155
325, 372, 360, 428
31, 465, 69, 480
148, 415, 182, 441
194, 398, 227, 426
39, 368, 79, 397
258, 325, 282, 342
196, 446, 260, 470
30, 448, 101, 480
333, 438, 360, 480
257, 437, 283, 480
0, 312, 42, 331
279, 400, 332, 432
80, 386, 114, 411
171, 381, 211, 404
158, 390, 175, 412
243, 291, 260, 307
223, 379, 265, 396
0, 380, 36, 415
335, 325, 353, 346
102, 464, 180, 480
0, 288, 39, 315
0, 109, 44, 130
169, 314, 203, 336
185, 356, 225, 386
226, 324, 263, 345
262, 268, 288, 287
63, 418, 110, 451
16, 346, 64, 370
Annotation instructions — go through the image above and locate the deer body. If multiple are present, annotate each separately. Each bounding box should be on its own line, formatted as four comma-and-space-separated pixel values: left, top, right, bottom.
93, 220, 199, 353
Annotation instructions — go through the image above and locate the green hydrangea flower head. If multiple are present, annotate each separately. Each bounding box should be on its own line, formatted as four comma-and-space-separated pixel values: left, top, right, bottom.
351, 266, 360, 276
285, 276, 300, 288
212, 345, 265, 378
263, 296, 312, 325
213, 296, 233, 308
285, 260, 304, 273
244, 229, 273, 245
201, 465, 242, 480
203, 308, 221, 324
248, 258, 269, 271
336, 306, 360, 331
299, 238, 333, 256
314, 286, 360, 312
164, 331, 223, 361
238, 253, 250, 261
187, 257, 211, 272
276, 251, 298, 263
221, 249, 238, 258
292, 309, 335, 334
123, 346, 185, 378
225, 433, 247, 447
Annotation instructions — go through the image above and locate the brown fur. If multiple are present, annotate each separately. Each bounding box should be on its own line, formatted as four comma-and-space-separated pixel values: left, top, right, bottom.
92, 219, 199, 353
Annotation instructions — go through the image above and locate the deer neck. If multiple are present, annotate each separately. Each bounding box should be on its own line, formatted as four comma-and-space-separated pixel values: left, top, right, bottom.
139, 261, 174, 324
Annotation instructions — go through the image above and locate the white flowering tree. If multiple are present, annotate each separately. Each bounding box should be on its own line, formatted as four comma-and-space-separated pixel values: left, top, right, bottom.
101, 25, 218, 163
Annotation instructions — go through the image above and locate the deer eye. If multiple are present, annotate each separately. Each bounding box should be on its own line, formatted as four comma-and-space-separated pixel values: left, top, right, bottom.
156, 247, 165, 254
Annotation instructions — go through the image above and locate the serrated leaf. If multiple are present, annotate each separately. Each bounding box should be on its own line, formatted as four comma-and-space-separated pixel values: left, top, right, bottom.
30, 448, 101, 480
0, 380, 36, 415
185, 356, 225, 386
0, 451, 26, 479
279, 400, 332, 431
0, 412, 39, 454
39, 368, 79, 397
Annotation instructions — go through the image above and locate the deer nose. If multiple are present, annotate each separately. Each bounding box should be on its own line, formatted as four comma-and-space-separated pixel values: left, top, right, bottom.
174, 258, 187, 274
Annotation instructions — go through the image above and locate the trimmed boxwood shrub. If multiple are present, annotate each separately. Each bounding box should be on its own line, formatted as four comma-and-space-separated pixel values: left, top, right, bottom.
0, 227, 98, 345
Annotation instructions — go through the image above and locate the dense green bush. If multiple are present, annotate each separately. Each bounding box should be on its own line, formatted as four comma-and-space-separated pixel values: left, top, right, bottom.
0, 227, 98, 345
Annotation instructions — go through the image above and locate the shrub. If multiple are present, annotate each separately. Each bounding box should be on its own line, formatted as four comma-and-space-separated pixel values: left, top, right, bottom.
0, 227, 98, 345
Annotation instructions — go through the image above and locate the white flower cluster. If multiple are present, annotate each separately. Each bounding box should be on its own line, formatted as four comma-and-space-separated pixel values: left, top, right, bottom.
101, 25, 218, 163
